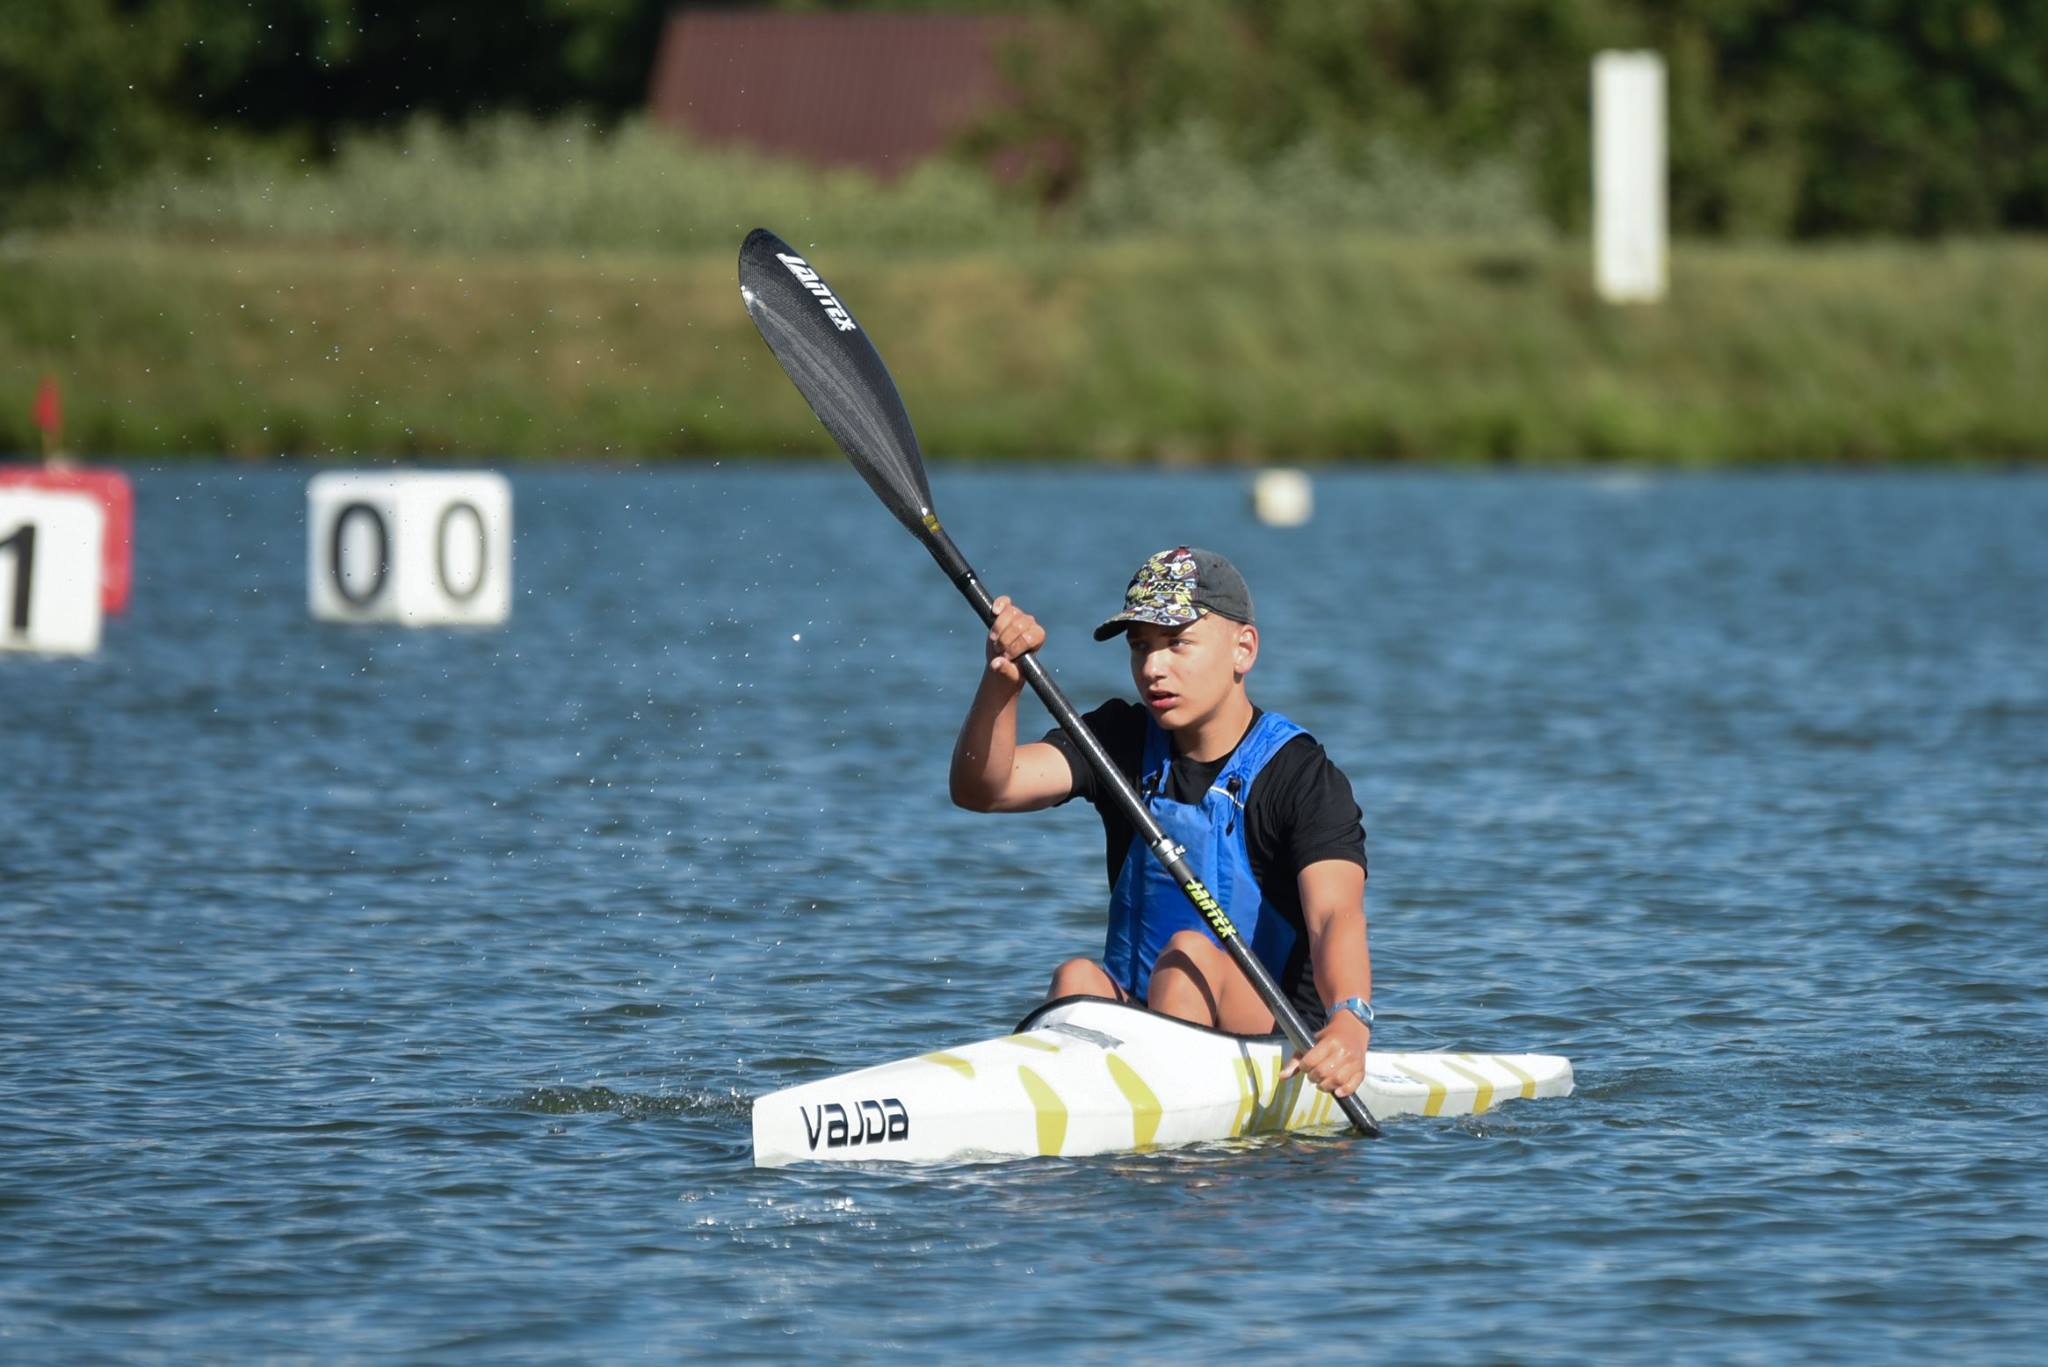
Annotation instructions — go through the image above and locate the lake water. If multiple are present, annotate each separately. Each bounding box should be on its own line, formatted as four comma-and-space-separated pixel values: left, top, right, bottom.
3, 466, 2044, 1362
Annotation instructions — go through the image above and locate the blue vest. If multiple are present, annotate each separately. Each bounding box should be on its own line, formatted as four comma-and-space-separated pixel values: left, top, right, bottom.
1103, 711, 1306, 1000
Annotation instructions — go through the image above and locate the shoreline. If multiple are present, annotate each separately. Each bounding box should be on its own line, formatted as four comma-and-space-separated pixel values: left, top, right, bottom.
6, 232, 2045, 465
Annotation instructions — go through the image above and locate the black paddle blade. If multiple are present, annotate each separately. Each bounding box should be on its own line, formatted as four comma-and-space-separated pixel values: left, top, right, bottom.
738, 228, 938, 539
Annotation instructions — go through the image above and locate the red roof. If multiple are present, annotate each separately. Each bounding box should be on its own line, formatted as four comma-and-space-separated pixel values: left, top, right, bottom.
648, 10, 1029, 176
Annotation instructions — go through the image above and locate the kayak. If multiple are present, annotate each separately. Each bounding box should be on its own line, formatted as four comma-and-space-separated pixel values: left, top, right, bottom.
752, 997, 1573, 1167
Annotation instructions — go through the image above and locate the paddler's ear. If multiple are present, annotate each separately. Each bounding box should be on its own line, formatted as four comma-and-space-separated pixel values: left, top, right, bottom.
1233, 622, 1258, 678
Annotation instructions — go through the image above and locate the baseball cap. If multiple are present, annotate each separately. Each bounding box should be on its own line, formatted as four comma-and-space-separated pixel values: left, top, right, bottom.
1092, 546, 1255, 641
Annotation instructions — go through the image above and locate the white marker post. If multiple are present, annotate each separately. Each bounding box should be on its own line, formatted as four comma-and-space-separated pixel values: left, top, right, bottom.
0, 489, 106, 655
307, 471, 512, 626
1593, 50, 1667, 304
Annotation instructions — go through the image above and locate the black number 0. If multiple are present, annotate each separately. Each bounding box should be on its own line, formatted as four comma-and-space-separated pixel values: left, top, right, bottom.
435, 500, 487, 602
0, 521, 34, 633
328, 501, 389, 607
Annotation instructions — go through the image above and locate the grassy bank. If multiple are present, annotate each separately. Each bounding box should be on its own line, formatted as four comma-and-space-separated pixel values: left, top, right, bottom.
4, 231, 2045, 463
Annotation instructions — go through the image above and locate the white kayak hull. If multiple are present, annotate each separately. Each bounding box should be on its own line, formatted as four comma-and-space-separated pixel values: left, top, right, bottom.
752, 998, 1573, 1167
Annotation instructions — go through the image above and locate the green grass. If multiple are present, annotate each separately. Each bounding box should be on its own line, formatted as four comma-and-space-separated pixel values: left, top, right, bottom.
79, 113, 1546, 255
4, 231, 2045, 463
86, 117, 1037, 256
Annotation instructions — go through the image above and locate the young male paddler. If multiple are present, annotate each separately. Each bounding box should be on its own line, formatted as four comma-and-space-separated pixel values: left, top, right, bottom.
949, 546, 1373, 1100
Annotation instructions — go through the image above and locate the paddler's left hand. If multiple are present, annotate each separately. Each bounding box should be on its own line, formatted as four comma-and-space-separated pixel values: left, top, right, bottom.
1280, 1011, 1368, 1098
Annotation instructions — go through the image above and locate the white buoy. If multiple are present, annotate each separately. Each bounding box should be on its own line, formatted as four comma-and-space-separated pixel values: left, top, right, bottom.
307, 471, 512, 626
1251, 469, 1314, 527
0, 489, 105, 655
1593, 50, 1667, 304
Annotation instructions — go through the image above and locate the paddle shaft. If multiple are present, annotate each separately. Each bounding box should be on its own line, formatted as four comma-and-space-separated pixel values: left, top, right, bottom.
921, 524, 1382, 1138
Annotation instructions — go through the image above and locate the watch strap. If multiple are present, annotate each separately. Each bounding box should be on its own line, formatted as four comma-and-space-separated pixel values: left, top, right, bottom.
1327, 995, 1375, 1028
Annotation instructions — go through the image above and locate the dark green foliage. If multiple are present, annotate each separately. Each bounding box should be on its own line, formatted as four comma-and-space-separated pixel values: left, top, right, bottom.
1639, 1, 2048, 235
5, 1, 2047, 236
976, 0, 2048, 237
0, 3, 203, 218
0, 0, 669, 217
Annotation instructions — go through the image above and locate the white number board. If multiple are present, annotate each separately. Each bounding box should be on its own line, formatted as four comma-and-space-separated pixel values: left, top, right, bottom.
0, 489, 106, 656
307, 471, 512, 626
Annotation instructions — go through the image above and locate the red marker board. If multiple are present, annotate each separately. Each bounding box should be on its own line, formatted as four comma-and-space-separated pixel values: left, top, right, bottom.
0, 466, 134, 614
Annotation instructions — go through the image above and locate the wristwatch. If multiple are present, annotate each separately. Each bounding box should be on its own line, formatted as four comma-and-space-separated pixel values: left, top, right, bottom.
1327, 996, 1375, 1028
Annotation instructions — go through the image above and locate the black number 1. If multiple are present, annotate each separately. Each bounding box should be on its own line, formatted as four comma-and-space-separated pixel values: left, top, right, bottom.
0, 521, 34, 633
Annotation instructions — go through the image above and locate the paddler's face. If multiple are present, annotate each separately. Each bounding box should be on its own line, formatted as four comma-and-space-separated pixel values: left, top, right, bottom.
1125, 614, 1256, 731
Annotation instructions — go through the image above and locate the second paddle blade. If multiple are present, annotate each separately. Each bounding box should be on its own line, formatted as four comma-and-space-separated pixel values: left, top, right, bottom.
738, 228, 937, 537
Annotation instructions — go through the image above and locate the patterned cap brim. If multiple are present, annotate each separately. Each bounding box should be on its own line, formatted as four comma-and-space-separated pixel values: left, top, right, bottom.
1091, 603, 1204, 640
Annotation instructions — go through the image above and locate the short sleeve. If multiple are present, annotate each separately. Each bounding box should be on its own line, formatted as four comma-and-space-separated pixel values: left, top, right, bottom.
1254, 736, 1367, 879
1039, 698, 1147, 807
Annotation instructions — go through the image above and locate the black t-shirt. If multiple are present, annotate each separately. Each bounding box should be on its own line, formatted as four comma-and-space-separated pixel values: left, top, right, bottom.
1040, 700, 1367, 1016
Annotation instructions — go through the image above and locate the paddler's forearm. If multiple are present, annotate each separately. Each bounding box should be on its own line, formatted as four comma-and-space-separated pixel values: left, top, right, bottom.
1284, 861, 1373, 1095
1300, 860, 1372, 1020
948, 669, 1025, 810
1309, 903, 1372, 1015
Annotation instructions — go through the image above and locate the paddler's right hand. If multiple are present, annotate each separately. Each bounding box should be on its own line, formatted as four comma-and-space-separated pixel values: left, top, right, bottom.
985, 596, 1046, 687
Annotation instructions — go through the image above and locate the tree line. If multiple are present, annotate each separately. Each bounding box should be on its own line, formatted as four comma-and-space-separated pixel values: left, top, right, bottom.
6, 0, 2044, 237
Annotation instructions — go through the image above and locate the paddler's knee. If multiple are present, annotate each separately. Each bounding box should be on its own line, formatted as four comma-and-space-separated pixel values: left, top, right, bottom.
1048, 957, 1122, 1002
1159, 928, 1227, 972
1147, 930, 1227, 1024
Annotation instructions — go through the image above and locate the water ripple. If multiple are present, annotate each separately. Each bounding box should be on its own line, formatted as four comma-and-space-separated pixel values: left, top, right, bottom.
2, 469, 2045, 1361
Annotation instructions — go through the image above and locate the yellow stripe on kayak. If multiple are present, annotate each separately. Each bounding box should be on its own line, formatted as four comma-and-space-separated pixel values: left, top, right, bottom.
1436, 1057, 1496, 1114
1106, 1056, 1162, 1149
1303, 1086, 1332, 1128
1267, 1056, 1306, 1132
1001, 1034, 1063, 1053
921, 1052, 974, 1079
1232, 1056, 1257, 1136
1244, 1054, 1288, 1134
1017, 1066, 1067, 1156
1393, 1057, 1451, 1116
1479, 1053, 1538, 1100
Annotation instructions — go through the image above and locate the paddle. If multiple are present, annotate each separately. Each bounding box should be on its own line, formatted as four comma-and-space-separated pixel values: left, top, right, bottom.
738, 228, 1381, 1139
